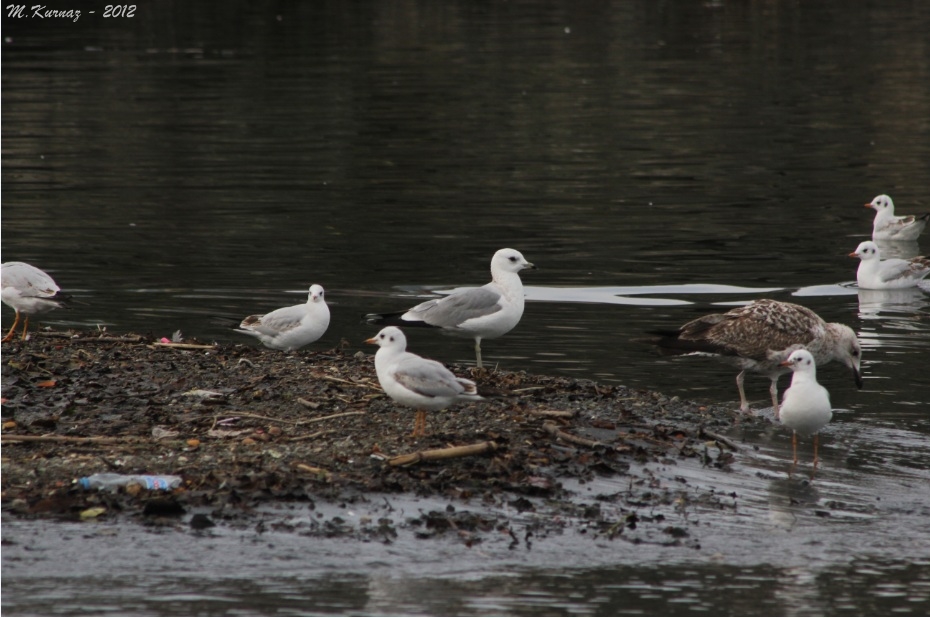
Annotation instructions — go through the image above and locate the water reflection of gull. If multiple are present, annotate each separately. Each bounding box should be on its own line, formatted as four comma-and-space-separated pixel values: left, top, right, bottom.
874, 239, 921, 260
857, 287, 930, 318
766, 477, 822, 531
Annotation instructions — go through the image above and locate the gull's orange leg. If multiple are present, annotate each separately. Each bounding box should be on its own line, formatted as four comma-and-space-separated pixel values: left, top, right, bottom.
20, 316, 30, 340
410, 410, 427, 438
2, 311, 22, 342
788, 431, 799, 477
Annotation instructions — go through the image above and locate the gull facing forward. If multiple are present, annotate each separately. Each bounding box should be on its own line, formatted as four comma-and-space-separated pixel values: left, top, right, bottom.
779, 348, 833, 477
235, 284, 330, 351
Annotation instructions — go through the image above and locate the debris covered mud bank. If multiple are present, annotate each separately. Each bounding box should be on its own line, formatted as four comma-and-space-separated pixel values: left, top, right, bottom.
1, 331, 754, 546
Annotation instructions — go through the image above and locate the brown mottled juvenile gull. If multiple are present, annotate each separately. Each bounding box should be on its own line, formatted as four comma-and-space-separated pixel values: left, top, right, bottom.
779, 348, 833, 476
2, 262, 71, 342
365, 326, 484, 437
649, 299, 862, 414
366, 248, 536, 369
865, 194, 929, 242
849, 241, 930, 290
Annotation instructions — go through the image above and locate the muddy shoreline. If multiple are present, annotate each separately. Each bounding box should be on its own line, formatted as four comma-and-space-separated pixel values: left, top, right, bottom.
1, 331, 756, 543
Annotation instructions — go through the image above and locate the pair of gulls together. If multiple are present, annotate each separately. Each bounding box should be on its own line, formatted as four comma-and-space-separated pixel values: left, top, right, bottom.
652, 299, 862, 474
853, 195, 930, 289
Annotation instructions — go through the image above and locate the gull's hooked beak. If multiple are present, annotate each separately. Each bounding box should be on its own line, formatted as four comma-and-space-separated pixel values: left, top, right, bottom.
779, 360, 793, 368
864, 202, 874, 208
525, 261, 537, 270
852, 366, 864, 389
364, 336, 378, 345
848, 251, 860, 258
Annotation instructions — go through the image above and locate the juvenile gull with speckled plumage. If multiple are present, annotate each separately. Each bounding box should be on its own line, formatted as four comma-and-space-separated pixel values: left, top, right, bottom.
649, 299, 862, 414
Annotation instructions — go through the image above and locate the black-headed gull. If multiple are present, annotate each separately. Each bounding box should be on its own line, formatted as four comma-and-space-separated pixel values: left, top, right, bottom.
366, 248, 536, 369
865, 194, 929, 241
778, 348, 833, 476
1, 262, 71, 342
235, 284, 330, 351
649, 299, 862, 414
365, 326, 484, 437
849, 241, 930, 290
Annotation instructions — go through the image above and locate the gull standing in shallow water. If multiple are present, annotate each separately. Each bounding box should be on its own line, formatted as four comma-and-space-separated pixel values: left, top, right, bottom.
778, 348, 833, 477
865, 194, 929, 241
235, 284, 330, 351
849, 241, 930, 290
366, 248, 536, 369
2, 262, 71, 342
648, 299, 862, 415
366, 326, 484, 437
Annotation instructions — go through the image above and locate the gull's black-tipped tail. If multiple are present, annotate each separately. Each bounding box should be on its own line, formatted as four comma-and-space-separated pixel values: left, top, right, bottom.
639, 328, 727, 357
363, 311, 432, 329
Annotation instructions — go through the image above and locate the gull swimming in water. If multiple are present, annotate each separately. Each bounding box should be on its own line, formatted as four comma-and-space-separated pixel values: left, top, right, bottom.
366, 248, 536, 369
366, 326, 484, 437
778, 348, 833, 477
849, 241, 930, 290
2, 262, 71, 342
235, 284, 330, 351
648, 299, 862, 415
865, 194, 929, 241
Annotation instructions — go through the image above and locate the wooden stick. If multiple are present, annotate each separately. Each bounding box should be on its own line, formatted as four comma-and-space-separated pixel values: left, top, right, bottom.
69, 335, 147, 343
542, 422, 604, 448
295, 463, 332, 477
388, 441, 498, 466
699, 428, 740, 452
1, 434, 137, 445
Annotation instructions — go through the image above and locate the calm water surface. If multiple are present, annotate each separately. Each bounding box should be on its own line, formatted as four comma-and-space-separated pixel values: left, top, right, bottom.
3, 1, 930, 615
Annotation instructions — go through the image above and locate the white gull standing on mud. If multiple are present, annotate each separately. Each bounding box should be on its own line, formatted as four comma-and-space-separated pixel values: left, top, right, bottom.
235, 284, 330, 351
1, 262, 71, 342
366, 326, 484, 437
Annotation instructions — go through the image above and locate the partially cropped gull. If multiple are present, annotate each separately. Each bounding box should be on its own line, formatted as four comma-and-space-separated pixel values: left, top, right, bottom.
366, 248, 535, 369
235, 284, 330, 351
865, 194, 929, 242
850, 241, 930, 290
648, 299, 862, 415
778, 348, 833, 477
2, 262, 71, 342
366, 326, 484, 437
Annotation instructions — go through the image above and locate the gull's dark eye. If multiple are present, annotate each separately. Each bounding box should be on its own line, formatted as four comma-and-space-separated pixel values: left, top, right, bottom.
852, 349, 860, 357
389, 336, 394, 342
509, 256, 518, 262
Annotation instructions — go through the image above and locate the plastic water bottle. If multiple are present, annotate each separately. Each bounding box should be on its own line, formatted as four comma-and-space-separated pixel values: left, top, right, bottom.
78, 473, 182, 491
